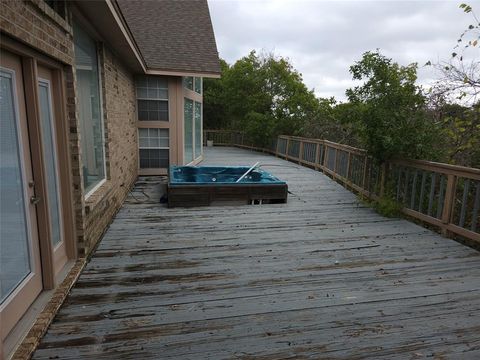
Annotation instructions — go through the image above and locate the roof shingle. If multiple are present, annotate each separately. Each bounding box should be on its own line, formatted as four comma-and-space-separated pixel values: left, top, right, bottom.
117, 0, 221, 75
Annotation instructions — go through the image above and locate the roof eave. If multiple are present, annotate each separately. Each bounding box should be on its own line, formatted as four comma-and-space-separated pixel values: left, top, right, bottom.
73, 0, 146, 73
146, 68, 221, 78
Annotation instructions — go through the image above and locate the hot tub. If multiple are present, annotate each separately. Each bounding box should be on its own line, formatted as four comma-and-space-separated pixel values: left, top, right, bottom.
167, 166, 288, 207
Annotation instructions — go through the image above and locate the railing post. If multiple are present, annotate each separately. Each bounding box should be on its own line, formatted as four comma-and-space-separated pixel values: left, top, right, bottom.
323, 144, 328, 169
441, 174, 456, 237
314, 141, 321, 171
275, 136, 280, 158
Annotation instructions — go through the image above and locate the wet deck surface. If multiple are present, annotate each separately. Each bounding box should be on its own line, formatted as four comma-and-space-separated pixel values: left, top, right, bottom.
34, 147, 480, 359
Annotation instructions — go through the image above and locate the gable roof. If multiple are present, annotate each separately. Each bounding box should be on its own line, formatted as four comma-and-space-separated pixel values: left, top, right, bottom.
116, 0, 221, 76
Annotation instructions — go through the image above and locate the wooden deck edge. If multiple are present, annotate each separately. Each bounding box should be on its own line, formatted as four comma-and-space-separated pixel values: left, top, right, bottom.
11, 258, 87, 360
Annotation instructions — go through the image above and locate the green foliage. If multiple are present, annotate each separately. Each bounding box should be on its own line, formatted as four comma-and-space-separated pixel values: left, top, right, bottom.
372, 195, 403, 218
203, 59, 230, 129
433, 101, 480, 167
362, 180, 403, 218
346, 51, 438, 163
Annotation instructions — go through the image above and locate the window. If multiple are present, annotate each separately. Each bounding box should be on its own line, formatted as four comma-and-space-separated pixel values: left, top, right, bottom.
183, 76, 202, 94
136, 76, 168, 121
194, 101, 202, 156
184, 98, 194, 164
45, 0, 66, 18
73, 21, 106, 194
183, 76, 193, 91
139, 128, 169, 168
184, 99, 203, 164
194, 77, 202, 94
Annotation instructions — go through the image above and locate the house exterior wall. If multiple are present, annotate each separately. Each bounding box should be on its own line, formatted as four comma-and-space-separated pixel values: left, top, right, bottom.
0, 0, 74, 65
81, 45, 138, 255
0, 0, 139, 258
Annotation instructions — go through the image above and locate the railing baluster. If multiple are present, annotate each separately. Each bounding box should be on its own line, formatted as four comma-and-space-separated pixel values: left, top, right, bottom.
459, 179, 470, 228
427, 173, 436, 217
333, 148, 338, 176
436, 175, 446, 219
299, 141, 304, 164
362, 157, 368, 192
286, 137, 290, 160
403, 168, 409, 204
346, 152, 351, 183
418, 171, 427, 213
323, 145, 329, 170
410, 170, 418, 209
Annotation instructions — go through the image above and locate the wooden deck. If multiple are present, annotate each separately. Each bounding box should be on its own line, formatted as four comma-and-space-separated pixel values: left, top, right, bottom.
34, 147, 480, 359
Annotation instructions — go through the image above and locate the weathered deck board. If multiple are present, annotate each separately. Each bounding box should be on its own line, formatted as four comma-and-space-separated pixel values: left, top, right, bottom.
34, 147, 480, 359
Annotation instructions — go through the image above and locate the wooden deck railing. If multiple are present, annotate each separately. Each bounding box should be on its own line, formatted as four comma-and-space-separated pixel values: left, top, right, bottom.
203, 130, 480, 243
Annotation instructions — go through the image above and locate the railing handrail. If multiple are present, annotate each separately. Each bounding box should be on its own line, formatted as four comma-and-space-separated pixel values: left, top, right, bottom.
205, 130, 479, 179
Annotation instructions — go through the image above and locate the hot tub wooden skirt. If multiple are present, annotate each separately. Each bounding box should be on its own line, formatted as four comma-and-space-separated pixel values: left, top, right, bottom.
167, 183, 288, 208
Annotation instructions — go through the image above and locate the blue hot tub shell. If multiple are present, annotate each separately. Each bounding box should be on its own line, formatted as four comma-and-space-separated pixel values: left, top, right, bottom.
168, 166, 288, 207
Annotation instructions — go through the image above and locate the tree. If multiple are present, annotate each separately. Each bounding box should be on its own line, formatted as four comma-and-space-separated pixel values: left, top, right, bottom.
425, 3, 480, 167
203, 59, 230, 129
202, 51, 321, 147
430, 101, 480, 167
346, 51, 437, 163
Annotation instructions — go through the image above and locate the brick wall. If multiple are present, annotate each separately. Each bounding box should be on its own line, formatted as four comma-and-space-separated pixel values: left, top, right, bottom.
0, 0, 74, 65
81, 45, 139, 255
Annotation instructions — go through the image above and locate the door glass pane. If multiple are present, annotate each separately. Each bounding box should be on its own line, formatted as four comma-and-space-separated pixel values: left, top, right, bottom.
184, 98, 193, 164
0, 70, 31, 302
73, 21, 105, 193
194, 101, 202, 158
38, 81, 61, 246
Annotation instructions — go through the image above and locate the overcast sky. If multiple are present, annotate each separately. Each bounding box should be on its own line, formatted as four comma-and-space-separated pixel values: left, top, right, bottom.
208, 0, 478, 102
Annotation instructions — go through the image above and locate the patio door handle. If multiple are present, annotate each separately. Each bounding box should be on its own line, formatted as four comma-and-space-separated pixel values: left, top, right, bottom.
30, 196, 41, 205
